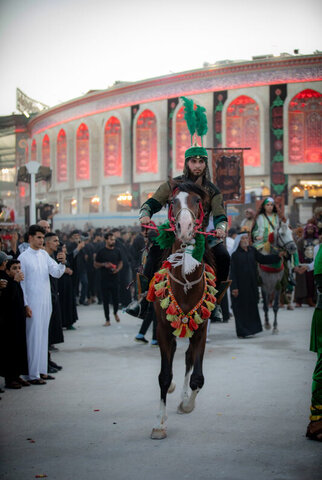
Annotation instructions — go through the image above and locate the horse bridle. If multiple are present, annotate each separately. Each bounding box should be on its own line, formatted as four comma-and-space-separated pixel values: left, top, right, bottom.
168, 192, 205, 234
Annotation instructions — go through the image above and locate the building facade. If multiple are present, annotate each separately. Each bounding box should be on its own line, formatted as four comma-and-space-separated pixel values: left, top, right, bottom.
18, 54, 322, 228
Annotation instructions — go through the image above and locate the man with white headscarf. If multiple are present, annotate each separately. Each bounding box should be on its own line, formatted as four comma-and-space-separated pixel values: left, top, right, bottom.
230, 234, 281, 338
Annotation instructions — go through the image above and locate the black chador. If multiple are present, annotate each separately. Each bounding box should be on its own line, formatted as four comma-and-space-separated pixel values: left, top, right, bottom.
230, 245, 279, 338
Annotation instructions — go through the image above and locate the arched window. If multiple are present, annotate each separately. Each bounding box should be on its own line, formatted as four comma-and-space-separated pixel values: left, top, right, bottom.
175, 106, 191, 171
136, 109, 157, 174
226, 95, 260, 167
76, 123, 90, 180
42, 134, 50, 167
104, 117, 122, 176
57, 129, 67, 183
289, 89, 322, 164
31, 139, 37, 162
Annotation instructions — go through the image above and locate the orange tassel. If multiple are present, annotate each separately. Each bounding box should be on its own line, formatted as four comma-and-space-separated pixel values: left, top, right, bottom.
200, 305, 211, 319
179, 325, 187, 338
155, 287, 167, 298
207, 278, 216, 288
166, 303, 177, 315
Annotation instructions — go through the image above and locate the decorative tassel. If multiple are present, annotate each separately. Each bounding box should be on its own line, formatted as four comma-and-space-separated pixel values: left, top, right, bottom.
154, 272, 166, 283
205, 300, 215, 312
161, 260, 172, 270
205, 271, 215, 281
171, 319, 181, 329
155, 287, 167, 298
166, 303, 177, 315
194, 312, 203, 324
189, 317, 198, 331
166, 314, 178, 322
185, 328, 193, 338
160, 296, 170, 309
154, 280, 167, 291
207, 278, 216, 288
201, 306, 211, 319
146, 286, 156, 302
205, 264, 215, 274
208, 285, 217, 296
173, 326, 183, 337
207, 294, 216, 304
179, 325, 187, 338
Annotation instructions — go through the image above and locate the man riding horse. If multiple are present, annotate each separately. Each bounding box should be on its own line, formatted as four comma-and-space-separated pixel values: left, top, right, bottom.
139, 97, 230, 298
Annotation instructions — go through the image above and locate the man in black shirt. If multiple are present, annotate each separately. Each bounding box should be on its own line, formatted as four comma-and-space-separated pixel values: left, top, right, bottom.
95, 233, 123, 326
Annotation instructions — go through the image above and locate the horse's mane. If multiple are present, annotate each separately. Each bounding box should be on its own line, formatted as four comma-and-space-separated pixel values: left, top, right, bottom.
170, 179, 207, 201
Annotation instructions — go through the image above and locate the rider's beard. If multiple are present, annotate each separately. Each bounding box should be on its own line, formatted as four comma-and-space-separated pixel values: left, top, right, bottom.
187, 169, 204, 182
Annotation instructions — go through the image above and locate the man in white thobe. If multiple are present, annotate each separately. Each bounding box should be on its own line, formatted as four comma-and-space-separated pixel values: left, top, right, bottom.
19, 225, 66, 384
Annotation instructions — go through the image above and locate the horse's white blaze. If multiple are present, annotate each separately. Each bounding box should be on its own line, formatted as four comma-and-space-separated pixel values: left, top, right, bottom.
176, 191, 194, 242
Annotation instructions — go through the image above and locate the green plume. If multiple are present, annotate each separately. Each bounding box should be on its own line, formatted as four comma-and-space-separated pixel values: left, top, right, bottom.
181, 96, 196, 138
195, 105, 208, 139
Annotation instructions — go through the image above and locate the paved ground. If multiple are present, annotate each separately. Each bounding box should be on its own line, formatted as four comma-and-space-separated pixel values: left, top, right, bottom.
1, 303, 321, 480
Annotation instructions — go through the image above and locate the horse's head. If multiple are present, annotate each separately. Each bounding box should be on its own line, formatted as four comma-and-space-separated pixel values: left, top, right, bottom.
276, 219, 297, 255
169, 181, 205, 244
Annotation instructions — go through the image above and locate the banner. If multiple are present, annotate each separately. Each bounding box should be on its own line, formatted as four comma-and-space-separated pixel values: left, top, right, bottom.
211, 151, 245, 204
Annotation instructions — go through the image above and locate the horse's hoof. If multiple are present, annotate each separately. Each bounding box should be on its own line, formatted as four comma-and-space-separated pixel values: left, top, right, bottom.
168, 381, 176, 394
272, 327, 279, 334
177, 401, 195, 414
264, 322, 271, 330
151, 427, 167, 440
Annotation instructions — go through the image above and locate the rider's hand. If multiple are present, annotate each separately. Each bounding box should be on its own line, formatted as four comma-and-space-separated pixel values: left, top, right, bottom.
231, 289, 239, 297
140, 216, 151, 225
216, 228, 226, 238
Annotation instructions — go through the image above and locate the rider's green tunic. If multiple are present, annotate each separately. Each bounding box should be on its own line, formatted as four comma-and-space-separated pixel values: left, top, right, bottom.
309, 244, 322, 422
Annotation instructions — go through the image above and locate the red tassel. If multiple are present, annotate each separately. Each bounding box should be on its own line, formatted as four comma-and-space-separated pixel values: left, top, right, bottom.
155, 287, 167, 298
161, 261, 172, 270
205, 264, 215, 275
268, 232, 274, 244
207, 294, 216, 304
207, 278, 216, 288
189, 318, 198, 330
166, 303, 177, 315
171, 319, 181, 329
154, 272, 165, 283
200, 306, 211, 319
179, 325, 187, 338
146, 285, 156, 302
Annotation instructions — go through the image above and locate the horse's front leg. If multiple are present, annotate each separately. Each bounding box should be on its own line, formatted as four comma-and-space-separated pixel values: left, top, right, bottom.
151, 323, 176, 440
261, 287, 271, 330
272, 289, 279, 334
177, 324, 207, 414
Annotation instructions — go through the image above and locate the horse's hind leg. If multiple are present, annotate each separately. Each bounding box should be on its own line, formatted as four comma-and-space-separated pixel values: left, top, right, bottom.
178, 325, 207, 414
261, 287, 271, 330
272, 289, 279, 334
151, 326, 176, 440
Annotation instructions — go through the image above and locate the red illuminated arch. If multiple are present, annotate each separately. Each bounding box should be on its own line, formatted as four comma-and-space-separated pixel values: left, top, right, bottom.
136, 109, 158, 174
31, 139, 37, 162
76, 123, 90, 180
175, 106, 191, 171
57, 129, 67, 183
104, 117, 122, 176
42, 134, 50, 167
289, 89, 322, 164
226, 95, 260, 167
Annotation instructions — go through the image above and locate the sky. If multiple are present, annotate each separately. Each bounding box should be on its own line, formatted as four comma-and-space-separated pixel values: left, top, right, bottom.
0, 0, 321, 115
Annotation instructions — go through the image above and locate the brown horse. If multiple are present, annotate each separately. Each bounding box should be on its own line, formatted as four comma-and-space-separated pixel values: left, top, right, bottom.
149, 182, 216, 439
